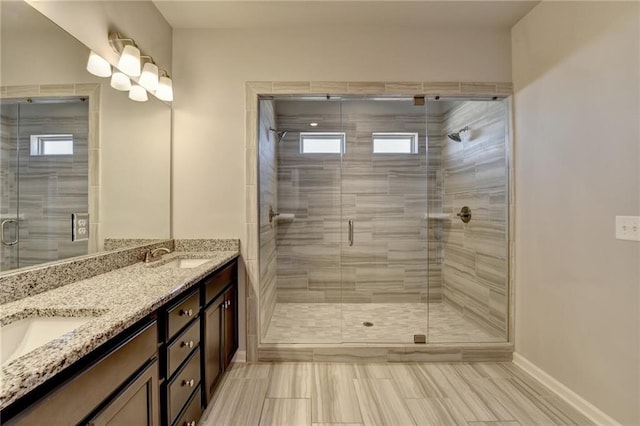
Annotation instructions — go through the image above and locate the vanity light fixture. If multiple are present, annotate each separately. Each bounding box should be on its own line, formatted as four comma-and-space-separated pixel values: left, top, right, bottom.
84, 32, 173, 102
310, 122, 319, 127
118, 45, 141, 77
110, 71, 132, 91
86, 51, 111, 77
129, 84, 148, 102
138, 58, 159, 92
109, 32, 141, 77
156, 70, 174, 102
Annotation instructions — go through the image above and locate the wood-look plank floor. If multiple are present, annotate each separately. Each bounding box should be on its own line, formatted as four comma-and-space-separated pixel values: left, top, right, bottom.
200, 362, 594, 426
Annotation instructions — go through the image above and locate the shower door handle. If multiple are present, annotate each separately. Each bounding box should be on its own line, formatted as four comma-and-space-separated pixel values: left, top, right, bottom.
348, 220, 354, 246
1, 219, 18, 246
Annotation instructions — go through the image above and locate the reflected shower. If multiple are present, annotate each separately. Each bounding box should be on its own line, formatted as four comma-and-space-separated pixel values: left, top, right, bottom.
269, 127, 287, 143
447, 126, 470, 142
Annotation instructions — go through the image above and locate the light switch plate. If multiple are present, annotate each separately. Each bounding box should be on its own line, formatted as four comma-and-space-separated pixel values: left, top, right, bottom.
72, 213, 90, 242
615, 216, 640, 241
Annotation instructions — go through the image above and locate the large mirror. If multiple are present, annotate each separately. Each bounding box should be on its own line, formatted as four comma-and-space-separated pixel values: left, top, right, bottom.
0, 1, 171, 272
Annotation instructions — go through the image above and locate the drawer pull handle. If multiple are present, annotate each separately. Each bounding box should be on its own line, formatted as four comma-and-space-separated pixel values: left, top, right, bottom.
182, 378, 195, 387
181, 340, 194, 349
179, 308, 193, 317
184, 421, 196, 426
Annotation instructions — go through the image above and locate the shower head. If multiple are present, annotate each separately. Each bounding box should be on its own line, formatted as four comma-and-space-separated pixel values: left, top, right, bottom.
447, 126, 470, 143
269, 127, 287, 143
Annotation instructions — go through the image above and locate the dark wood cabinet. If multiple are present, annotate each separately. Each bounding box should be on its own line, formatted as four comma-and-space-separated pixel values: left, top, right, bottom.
202, 261, 238, 403
203, 295, 223, 402
87, 358, 159, 426
2, 258, 238, 426
222, 285, 237, 370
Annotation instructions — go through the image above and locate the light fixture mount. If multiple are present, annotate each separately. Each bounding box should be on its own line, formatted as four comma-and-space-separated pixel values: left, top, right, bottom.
108, 32, 137, 55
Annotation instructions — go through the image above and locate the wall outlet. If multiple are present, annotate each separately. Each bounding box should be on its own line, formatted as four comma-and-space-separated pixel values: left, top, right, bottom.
72, 213, 90, 242
615, 216, 640, 241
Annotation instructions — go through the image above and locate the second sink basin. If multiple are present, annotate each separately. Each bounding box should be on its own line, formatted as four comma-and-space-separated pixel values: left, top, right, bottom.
1, 316, 95, 366
160, 258, 210, 269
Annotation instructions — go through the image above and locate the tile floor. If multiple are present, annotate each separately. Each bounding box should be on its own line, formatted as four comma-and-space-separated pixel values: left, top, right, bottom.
263, 303, 503, 344
201, 362, 593, 426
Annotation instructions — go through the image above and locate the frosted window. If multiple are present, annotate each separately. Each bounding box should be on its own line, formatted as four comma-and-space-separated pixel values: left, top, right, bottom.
372, 133, 418, 154
30, 135, 73, 156
300, 132, 345, 154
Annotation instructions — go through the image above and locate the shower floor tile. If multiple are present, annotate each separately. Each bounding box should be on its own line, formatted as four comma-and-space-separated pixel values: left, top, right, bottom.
263, 303, 503, 344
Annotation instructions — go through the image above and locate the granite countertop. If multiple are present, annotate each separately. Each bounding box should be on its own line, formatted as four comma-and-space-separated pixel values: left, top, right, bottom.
0, 249, 239, 410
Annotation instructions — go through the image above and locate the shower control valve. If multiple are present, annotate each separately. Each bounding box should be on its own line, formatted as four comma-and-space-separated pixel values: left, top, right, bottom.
457, 206, 472, 223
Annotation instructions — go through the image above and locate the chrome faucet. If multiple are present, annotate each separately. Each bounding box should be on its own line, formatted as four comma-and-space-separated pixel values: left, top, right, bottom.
144, 247, 171, 263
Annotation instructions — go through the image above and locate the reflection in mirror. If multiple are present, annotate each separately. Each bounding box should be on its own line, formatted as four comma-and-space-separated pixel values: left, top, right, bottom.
0, 1, 171, 273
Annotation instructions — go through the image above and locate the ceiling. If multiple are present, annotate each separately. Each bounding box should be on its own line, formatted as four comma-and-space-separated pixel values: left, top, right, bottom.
153, 0, 540, 30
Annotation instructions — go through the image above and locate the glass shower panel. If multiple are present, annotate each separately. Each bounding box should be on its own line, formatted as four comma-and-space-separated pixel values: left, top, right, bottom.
260, 98, 344, 343
340, 99, 429, 343
427, 99, 509, 343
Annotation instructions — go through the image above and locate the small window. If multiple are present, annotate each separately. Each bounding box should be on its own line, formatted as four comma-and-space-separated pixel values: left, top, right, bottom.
30, 134, 74, 156
372, 133, 418, 154
300, 132, 346, 154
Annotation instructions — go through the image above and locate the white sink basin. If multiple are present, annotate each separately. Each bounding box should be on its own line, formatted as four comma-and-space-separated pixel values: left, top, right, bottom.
160, 258, 210, 269
0, 316, 93, 365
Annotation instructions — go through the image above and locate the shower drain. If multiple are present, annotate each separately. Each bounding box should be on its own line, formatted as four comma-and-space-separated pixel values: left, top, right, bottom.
362, 321, 374, 327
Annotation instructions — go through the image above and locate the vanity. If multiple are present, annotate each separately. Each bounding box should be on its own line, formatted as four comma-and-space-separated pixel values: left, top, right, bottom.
0, 240, 239, 426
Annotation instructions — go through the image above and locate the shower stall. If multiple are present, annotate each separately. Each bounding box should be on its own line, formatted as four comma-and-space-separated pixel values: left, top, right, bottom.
0, 97, 89, 272
257, 95, 510, 346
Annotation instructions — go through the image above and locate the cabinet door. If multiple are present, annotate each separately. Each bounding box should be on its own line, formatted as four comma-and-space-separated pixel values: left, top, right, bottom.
222, 285, 237, 370
204, 296, 222, 402
87, 358, 159, 426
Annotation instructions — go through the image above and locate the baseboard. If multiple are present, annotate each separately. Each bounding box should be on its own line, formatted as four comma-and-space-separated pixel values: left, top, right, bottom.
231, 350, 247, 363
512, 352, 620, 426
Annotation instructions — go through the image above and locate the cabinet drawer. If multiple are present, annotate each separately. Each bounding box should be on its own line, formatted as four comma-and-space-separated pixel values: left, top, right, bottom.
172, 388, 202, 426
204, 262, 236, 306
167, 290, 199, 338
168, 348, 200, 425
167, 318, 200, 378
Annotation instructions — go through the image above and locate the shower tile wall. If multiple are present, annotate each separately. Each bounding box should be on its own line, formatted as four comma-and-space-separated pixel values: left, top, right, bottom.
258, 100, 278, 335
441, 101, 508, 336
0, 102, 88, 270
275, 101, 432, 303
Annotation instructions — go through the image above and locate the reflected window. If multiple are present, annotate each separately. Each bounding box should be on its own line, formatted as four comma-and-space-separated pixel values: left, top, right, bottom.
30, 134, 74, 156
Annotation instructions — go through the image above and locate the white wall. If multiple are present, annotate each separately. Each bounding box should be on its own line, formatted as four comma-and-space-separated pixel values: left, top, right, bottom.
26, 0, 172, 75
512, 2, 639, 424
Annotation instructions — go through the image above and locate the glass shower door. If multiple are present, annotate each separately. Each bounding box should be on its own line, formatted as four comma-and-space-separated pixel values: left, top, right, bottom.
260, 97, 345, 343
0, 98, 89, 272
340, 98, 429, 343
0, 101, 20, 271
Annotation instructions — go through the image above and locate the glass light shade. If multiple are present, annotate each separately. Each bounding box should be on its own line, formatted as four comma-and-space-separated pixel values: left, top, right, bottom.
129, 85, 148, 102
156, 76, 173, 102
117, 44, 141, 77
110, 71, 131, 91
86, 51, 111, 77
139, 62, 159, 92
